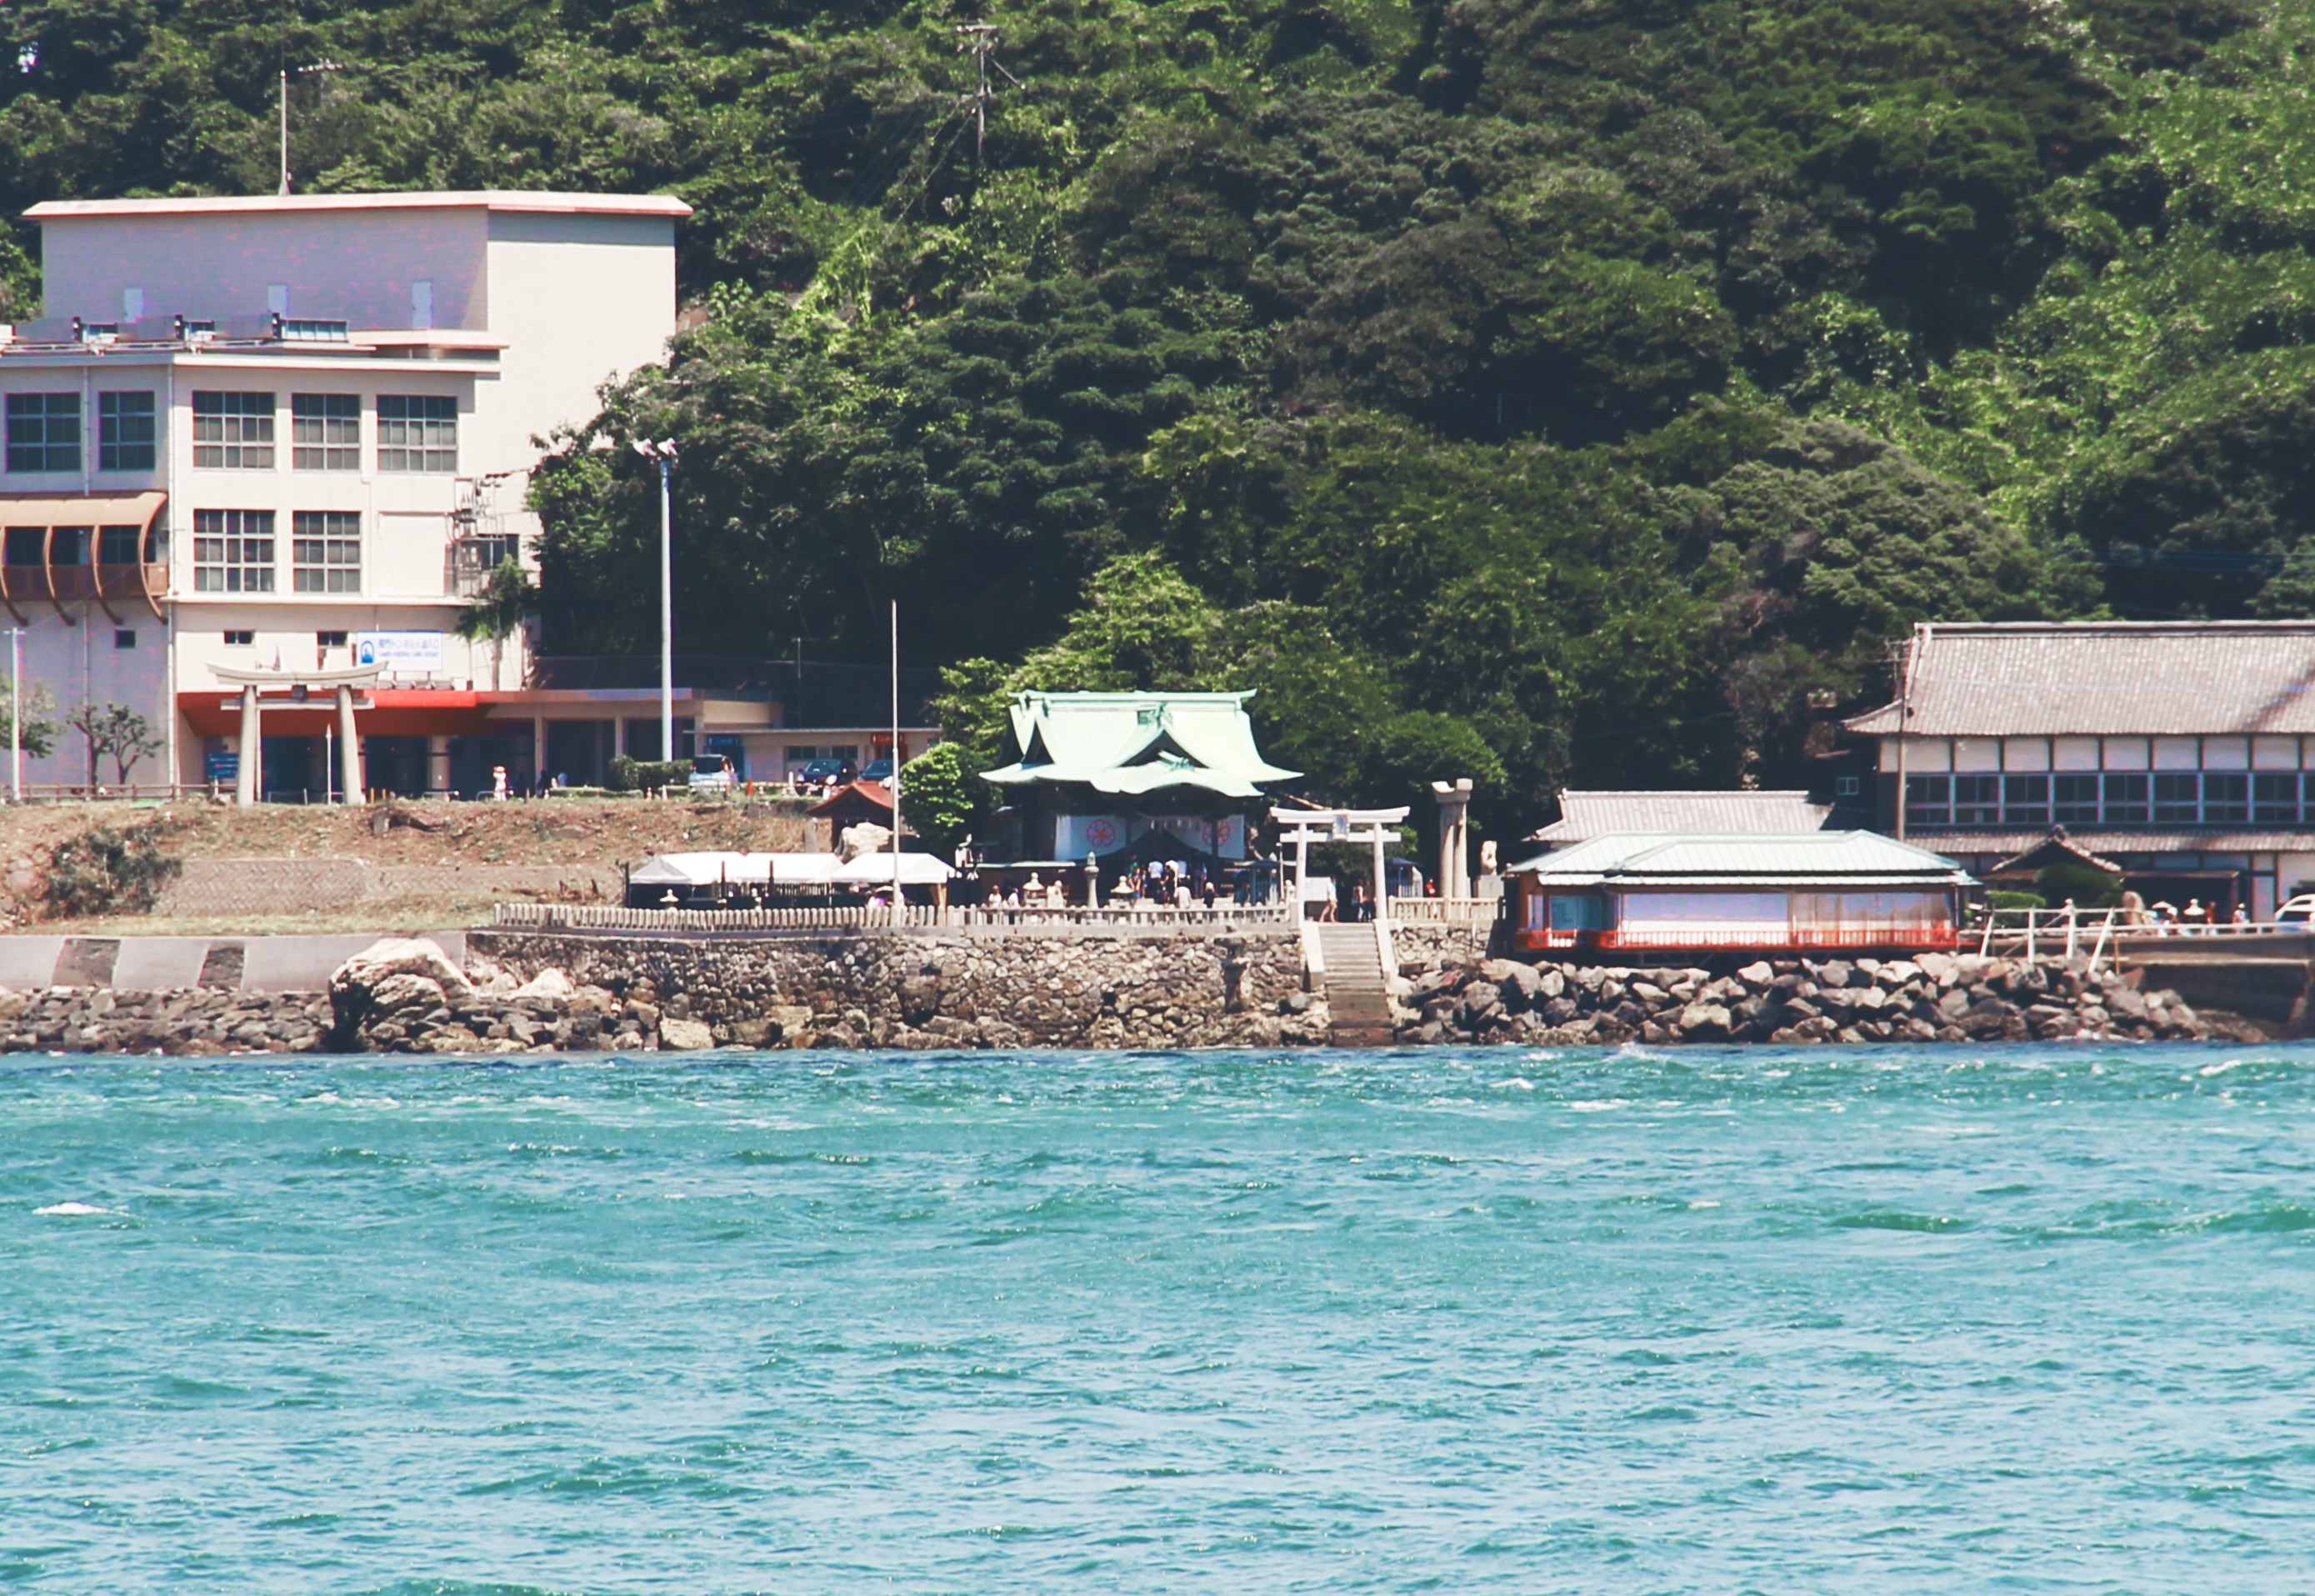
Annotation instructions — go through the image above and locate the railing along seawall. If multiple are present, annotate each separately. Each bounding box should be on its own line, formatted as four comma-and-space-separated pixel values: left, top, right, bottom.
491, 902, 1294, 934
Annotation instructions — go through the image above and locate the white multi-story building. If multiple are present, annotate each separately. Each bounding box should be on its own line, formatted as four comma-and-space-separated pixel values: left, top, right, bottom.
0, 189, 688, 796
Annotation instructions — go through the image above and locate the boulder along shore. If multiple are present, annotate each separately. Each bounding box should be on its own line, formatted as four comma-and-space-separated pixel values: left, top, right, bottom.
0, 938, 2269, 1053
1390, 951, 2254, 1045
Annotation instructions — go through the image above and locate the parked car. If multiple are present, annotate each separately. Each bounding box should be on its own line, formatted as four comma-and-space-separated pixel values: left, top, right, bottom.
859, 758, 894, 784
2277, 893, 2315, 925
797, 758, 857, 790
688, 753, 736, 793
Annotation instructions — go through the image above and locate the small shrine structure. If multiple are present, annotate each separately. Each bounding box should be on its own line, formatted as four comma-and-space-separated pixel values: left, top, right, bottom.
978, 691, 1301, 878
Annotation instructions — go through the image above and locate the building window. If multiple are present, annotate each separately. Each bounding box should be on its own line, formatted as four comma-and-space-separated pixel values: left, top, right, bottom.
2152, 772, 2199, 825
2202, 771, 2248, 824
6, 392, 80, 473
2103, 772, 2148, 824
2051, 773, 2099, 824
1833, 773, 1860, 798
113, 628, 134, 649
98, 525, 138, 564
192, 509, 275, 592
2254, 772, 2302, 824
1904, 775, 1950, 828
291, 511, 360, 593
1952, 773, 2000, 824
192, 392, 275, 468
377, 395, 457, 473
2002, 774, 2049, 825
317, 630, 348, 648
48, 526, 88, 565
98, 391, 156, 471
224, 630, 254, 646
292, 393, 360, 471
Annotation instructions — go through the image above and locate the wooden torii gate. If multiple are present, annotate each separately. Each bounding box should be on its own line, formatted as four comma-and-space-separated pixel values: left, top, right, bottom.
212, 663, 381, 805
1270, 805, 1411, 925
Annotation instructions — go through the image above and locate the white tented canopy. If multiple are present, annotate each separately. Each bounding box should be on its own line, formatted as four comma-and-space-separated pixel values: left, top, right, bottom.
828, 852, 959, 886
628, 852, 842, 887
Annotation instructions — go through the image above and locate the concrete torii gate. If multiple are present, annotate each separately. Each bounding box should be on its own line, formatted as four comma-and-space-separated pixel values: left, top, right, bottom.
1270, 805, 1412, 925
212, 663, 381, 806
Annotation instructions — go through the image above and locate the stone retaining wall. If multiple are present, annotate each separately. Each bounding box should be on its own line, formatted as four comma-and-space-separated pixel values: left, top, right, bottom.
436, 927, 1323, 1053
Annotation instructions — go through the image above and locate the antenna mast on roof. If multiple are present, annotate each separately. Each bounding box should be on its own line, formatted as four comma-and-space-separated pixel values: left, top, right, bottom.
954, 24, 1023, 174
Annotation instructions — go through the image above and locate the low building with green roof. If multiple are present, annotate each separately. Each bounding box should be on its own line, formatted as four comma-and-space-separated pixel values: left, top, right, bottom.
978, 690, 1301, 866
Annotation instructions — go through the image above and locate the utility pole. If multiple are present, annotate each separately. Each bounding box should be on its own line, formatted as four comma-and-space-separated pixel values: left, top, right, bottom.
7, 627, 20, 803
954, 25, 1022, 173
279, 60, 344, 195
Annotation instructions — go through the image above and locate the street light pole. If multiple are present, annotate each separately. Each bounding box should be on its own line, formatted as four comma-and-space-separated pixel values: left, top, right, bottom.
632, 439, 678, 768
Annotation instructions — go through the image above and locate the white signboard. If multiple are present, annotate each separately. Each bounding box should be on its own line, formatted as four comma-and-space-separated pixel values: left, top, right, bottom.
356, 631, 443, 672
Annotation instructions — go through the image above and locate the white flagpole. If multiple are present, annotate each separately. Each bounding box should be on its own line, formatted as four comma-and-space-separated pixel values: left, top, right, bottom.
891, 599, 902, 928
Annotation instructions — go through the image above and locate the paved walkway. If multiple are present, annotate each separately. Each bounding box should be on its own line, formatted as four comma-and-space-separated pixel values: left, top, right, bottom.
0, 932, 467, 993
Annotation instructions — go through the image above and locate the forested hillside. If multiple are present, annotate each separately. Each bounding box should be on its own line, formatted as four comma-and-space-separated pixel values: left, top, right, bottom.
7, 0, 2311, 828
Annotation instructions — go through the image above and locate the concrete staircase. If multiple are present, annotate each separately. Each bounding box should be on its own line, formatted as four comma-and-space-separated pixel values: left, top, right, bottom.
1312, 923, 1396, 1047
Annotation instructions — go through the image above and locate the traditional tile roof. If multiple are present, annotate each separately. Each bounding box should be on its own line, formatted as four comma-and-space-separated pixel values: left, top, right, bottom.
1847, 622, 2315, 738
1529, 789, 1831, 843
1503, 831, 1972, 888
980, 691, 1301, 799
1898, 830, 2315, 855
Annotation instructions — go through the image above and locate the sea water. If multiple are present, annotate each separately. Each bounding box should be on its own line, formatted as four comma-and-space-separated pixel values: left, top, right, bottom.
3, 1043, 2312, 1593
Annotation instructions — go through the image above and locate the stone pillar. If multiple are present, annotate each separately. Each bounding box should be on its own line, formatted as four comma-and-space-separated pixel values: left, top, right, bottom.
531, 712, 547, 790
1292, 830, 1309, 925
428, 734, 452, 796
1430, 778, 1472, 902
336, 685, 364, 806
1371, 824, 1388, 926
235, 685, 260, 806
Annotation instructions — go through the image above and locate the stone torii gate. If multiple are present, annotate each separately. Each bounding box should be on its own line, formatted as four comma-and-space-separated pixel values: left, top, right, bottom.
212, 663, 381, 806
1270, 805, 1412, 924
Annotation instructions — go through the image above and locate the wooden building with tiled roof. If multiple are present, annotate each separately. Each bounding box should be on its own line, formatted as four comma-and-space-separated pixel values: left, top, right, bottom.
1844, 620, 2315, 917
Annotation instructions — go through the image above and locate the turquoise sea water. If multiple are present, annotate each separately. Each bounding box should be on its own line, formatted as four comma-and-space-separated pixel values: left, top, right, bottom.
3, 1043, 2312, 1593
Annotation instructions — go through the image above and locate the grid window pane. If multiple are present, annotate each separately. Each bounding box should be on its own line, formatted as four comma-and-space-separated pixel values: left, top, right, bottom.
377, 394, 457, 473
6, 392, 80, 473
2203, 771, 2248, 823
2152, 772, 2199, 824
49, 526, 88, 565
292, 393, 360, 471
98, 391, 155, 471
192, 392, 275, 468
192, 509, 275, 592
2002, 774, 2049, 824
1952, 773, 2000, 824
291, 510, 361, 593
96, 524, 141, 564
2104, 773, 2149, 824
2052, 773, 2100, 823
2254, 772, 2302, 824
1904, 775, 1950, 829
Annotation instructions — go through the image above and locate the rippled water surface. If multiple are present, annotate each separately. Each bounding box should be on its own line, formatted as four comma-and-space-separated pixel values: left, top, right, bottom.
5, 1043, 2314, 1593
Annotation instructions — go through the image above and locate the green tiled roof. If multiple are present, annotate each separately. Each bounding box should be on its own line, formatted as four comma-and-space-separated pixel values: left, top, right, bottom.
981, 691, 1302, 799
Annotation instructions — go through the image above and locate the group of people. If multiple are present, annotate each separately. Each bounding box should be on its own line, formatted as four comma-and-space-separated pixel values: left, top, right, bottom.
1119, 859, 1218, 909
1308, 881, 1378, 923
2118, 891, 2250, 930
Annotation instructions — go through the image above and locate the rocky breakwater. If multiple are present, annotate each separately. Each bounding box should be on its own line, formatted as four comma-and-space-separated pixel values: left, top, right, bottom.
1392, 951, 2252, 1045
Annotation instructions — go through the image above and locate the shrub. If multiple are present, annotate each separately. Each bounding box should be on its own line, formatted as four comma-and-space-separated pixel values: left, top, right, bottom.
1984, 890, 2047, 912
2035, 862, 2122, 908
45, 823, 182, 918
